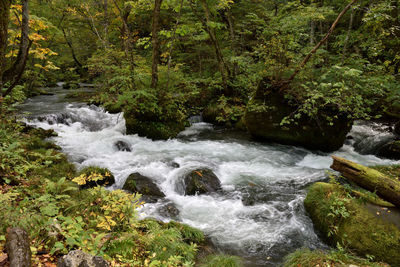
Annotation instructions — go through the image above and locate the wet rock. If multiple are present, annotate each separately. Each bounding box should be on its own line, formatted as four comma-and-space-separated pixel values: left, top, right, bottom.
123, 173, 165, 202
395, 121, 400, 136
244, 81, 352, 152
5, 227, 31, 267
114, 140, 131, 152
171, 162, 180, 168
57, 250, 109, 267
377, 140, 400, 160
183, 169, 222, 195
158, 202, 180, 220
305, 182, 400, 266
124, 116, 185, 140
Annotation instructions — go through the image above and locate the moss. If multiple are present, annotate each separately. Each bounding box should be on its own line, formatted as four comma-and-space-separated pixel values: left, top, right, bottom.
371, 164, 400, 182
283, 248, 388, 267
125, 116, 185, 140
164, 221, 205, 244
304, 182, 400, 266
200, 254, 243, 267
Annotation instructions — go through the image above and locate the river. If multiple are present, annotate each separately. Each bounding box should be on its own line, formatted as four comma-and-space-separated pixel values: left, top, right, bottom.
19, 87, 398, 266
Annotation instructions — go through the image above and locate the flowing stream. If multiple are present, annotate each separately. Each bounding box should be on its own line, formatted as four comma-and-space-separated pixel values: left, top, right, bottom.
19, 87, 399, 266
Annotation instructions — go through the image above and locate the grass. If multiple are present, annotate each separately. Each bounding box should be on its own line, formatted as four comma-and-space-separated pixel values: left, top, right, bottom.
283, 248, 389, 267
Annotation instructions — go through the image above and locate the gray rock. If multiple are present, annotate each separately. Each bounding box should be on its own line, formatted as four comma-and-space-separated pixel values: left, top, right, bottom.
114, 141, 131, 152
158, 202, 180, 220
183, 169, 222, 195
57, 250, 109, 267
123, 173, 165, 202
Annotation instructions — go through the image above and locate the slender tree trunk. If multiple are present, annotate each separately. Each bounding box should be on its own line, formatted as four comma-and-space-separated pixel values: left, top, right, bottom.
310, 20, 315, 45
0, 0, 11, 95
166, 0, 184, 90
61, 27, 83, 71
103, 0, 109, 47
341, 7, 354, 63
226, 9, 238, 76
151, 0, 163, 89
2, 0, 30, 97
197, 0, 231, 95
112, 0, 135, 83
284, 0, 358, 87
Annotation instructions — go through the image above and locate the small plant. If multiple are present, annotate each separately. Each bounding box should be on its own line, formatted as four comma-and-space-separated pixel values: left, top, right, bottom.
72, 166, 115, 188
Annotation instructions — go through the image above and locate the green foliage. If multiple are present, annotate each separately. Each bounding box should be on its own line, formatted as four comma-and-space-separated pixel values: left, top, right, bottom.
200, 254, 243, 267
283, 248, 387, 267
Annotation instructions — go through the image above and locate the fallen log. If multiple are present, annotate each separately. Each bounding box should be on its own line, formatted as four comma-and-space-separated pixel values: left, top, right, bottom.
5, 228, 31, 267
331, 156, 400, 207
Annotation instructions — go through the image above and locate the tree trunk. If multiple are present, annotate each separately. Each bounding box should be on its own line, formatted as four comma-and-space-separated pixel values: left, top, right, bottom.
61, 27, 83, 71
331, 156, 400, 207
341, 7, 354, 63
0, 0, 11, 94
151, 0, 163, 89
2, 0, 30, 97
192, 0, 231, 95
5, 228, 32, 267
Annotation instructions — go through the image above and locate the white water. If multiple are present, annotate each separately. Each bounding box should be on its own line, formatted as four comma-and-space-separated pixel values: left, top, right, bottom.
19, 91, 398, 266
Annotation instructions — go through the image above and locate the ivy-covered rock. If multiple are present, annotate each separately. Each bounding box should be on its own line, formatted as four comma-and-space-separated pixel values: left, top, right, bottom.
304, 182, 400, 266
73, 166, 115, 189
244, 82, 352, 152
378, 140, 400, 160
124, 115, 185, 140
122, 172, 165, 202
183, 169, 222, 196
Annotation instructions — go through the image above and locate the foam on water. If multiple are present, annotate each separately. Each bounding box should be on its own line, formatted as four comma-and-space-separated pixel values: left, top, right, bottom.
21, 97, 399, 266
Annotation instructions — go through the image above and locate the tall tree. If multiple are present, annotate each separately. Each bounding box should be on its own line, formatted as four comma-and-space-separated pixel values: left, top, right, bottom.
151, 0, 163, 89
0, 0, 12, 95
2, 0, 31, 97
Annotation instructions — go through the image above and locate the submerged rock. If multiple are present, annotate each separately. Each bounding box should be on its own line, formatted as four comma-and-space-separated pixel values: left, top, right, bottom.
158, 201, 180, 220
123, 173, 165, 202
183, 169, 222, 195
304, 182, 400, 266
57, 250, 109, 267
114, 140, 131, 152
244, 81, 352, 152
395, 121, 400, 136
377, 140, 400, 160
124, 112, 185, 140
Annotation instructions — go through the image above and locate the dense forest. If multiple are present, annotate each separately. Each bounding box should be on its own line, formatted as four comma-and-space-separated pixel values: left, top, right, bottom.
1, 0, 400, 266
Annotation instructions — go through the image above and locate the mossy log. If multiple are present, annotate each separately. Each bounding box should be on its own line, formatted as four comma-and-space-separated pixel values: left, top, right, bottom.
5, 228, 31, 267
331, 156, 400, 207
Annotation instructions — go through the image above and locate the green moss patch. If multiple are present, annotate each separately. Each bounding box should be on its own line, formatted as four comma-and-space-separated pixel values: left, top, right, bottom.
283, 248, 388, 267
304, 182, 400, 266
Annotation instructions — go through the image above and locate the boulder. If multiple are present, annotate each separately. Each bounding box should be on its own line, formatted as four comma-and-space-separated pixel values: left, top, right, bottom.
57, 250, 109, 267
122, 173, 165, 203
124, 115, 185, 140
114, 141, 131, 152
5, 227, 31, 267
183, 169, 222, 195
244, 82, 352, 152
304, 182, 400, 266
157, 202, 180, 220
377, 140, 400, 160
395, 121, 400, 136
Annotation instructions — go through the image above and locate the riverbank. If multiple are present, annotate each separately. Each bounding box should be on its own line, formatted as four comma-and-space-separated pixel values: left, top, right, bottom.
0, 113, 232, 266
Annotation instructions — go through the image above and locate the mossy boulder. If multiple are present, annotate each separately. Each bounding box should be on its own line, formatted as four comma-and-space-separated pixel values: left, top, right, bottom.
183, 169, 222, 196
304, 182, 400, 266
283, 248, 388, 267
377, 140, 400, 160
122, 172, 165, 203
124, 115, 185, 140
244, 82, 352, 152
74, 166, 115, 189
